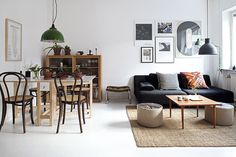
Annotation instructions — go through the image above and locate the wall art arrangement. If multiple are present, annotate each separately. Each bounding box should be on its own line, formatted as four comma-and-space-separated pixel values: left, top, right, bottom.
5, 18, 22, 61
141, 47, 153, 63
135, 20, 201, 63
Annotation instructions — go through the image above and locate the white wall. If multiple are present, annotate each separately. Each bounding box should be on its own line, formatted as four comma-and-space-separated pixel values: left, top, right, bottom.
0, 0, 49, 72
56, 0, 212, 97
0, 0, 214, 100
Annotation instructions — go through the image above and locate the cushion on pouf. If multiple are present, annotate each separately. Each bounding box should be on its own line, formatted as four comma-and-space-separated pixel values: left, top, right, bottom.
205, 103, 234, 126
137, 103, 163, 127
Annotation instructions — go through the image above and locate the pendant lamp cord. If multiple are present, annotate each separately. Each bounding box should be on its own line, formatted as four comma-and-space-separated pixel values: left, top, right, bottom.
52, 0, 58, 25
207, 0, 209, 38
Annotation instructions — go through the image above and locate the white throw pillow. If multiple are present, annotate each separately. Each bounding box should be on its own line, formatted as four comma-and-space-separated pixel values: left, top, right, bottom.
157, 72, 180, 90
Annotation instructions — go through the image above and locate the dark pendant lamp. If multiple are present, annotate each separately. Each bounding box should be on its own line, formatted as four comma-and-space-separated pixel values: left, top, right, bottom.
41, 0, 64, 43
198, 0, 217, 55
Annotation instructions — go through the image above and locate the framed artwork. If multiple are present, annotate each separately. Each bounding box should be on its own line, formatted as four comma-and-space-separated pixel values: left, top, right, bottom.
135, 20, 154, 46
155, 37, 174, 63
157, 22, 173, 35
5, 18, 22, 61
141, 47, 153, 63
175, 21, 201, 58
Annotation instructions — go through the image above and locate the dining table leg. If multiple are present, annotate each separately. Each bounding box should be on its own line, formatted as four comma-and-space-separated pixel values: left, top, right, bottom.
36, 82, 41, 126
88, 81, 93, 118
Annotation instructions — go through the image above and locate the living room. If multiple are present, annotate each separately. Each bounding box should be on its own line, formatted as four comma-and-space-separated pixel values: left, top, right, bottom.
0, 0, 236, 157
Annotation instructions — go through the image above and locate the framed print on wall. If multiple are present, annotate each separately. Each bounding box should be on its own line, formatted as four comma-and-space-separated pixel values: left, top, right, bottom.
5, 18, 22, 61
135, 20, 154, 46
155, 37, 174, 63
157, 21, 173, 35
141, 47, 153, 63
175, 21, 201, 58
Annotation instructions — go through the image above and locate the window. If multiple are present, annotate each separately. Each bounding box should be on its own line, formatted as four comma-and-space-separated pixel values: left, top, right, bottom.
232, 12, 236, 67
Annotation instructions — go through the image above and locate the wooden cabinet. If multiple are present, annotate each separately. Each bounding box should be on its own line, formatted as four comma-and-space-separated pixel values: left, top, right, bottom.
45, 55, 102, 102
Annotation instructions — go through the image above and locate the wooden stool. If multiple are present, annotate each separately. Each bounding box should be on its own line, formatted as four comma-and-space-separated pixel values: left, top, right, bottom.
106, 86, 131, 104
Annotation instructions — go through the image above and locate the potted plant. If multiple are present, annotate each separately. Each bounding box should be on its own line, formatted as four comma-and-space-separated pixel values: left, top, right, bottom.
44, 43, 63, 55
64, 45, 71, 55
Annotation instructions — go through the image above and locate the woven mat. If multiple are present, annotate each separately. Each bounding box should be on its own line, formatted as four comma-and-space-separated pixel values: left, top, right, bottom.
126, 106, 236, 147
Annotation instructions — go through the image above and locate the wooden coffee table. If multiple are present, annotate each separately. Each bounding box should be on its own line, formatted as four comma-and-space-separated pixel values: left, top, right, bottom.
166, 95, 221, 129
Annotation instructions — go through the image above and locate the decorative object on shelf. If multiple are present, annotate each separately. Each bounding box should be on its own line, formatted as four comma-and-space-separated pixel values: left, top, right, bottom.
95, 48, 98, 55
64, 45, 71, 55
157, 21, 173, 35
176, 21, 201, 57
88, 50, 93, 55
135, 20, 154, 46
198, 0, 217, 55
29, 64, 41, 79
155, 37, 174, 63
44, 43, 63, 55
141, 47, 153, 63
41, 0, 64, 43
5, 18, 22, 61
77, 51, 84, 55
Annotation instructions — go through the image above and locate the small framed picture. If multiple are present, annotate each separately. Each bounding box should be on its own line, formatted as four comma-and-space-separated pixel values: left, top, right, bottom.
141, 47, 153, 63
157, 22, 173, 35
155, 37, 174, 63
5, 18, 22, 61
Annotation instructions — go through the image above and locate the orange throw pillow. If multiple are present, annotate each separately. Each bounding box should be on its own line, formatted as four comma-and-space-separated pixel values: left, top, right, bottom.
180, 72, 208, 89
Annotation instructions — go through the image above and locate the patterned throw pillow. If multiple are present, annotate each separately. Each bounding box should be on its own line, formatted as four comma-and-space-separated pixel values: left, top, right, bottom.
180, 72, 208, 89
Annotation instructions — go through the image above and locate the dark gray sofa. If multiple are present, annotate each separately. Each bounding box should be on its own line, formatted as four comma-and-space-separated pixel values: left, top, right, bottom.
134, 73, 234, 107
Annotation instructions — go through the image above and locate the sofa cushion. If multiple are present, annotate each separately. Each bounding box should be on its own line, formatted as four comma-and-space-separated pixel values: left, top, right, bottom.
180, 72, 208, 89
157, 73, 180, 90
147, 73, 159, 89
140, 82, 155, 91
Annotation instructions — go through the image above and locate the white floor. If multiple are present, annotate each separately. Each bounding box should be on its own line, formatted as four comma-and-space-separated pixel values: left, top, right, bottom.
0, 101, 235, 157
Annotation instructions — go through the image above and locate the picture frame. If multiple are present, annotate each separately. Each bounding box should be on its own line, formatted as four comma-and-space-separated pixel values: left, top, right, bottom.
5, 18, 22, 61
155, 37, 174, 63
157, 21, 173, 35
175, 21, 201, 58
141, 47, 153, 63
134, 20, 154, 47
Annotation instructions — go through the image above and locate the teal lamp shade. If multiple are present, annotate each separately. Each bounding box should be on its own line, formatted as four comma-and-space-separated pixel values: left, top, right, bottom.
41, 24, 64, 43
198, 38, 217, 55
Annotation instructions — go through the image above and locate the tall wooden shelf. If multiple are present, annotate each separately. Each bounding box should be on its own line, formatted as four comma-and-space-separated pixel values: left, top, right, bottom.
45, 55, 102, 102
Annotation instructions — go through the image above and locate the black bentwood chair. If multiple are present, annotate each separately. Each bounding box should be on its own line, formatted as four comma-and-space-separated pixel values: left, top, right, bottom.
0, 72, 34, 133
54, 72, 86, 133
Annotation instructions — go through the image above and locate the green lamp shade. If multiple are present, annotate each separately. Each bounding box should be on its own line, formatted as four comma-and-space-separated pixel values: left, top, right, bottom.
41, 24, 64, 43
199, 38, 217, 55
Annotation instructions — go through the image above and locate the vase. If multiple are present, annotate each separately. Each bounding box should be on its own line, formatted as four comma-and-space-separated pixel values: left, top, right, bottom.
32, 71, 40, 79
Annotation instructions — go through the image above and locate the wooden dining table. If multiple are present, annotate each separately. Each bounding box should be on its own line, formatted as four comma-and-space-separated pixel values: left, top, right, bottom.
1, 75, 96, 126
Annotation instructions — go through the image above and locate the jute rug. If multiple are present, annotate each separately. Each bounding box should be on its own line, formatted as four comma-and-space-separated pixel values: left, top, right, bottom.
126, 106, 236, 147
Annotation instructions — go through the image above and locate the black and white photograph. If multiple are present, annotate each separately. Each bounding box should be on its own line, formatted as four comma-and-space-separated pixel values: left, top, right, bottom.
157, 22, 172, 34
155, 37, 174, 63
141, 47, 153, 63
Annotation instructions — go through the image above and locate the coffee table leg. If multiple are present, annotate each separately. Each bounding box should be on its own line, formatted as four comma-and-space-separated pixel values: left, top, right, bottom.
181, 106, 184, 129
169, 100, 172, 118
213, 105, 216, 128
196, 105, 199, 117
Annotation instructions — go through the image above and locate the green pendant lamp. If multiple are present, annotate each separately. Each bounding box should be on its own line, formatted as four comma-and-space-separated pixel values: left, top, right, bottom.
41, 0, 64, 43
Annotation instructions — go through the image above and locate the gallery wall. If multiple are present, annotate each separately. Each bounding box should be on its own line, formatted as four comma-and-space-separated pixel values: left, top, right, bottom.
0, 0, 214, 100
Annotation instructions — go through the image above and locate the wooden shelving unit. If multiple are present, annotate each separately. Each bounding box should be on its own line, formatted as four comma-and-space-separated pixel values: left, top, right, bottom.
45, 55, 102, 102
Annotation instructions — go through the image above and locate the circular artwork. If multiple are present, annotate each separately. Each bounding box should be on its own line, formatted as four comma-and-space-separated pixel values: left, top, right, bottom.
177, 21, 201, 56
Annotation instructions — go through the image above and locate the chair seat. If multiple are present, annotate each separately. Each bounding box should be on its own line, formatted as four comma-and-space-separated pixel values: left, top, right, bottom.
5, 95, 33, 103
106, 86, 130, 92
61, 95, 86, 103
72, 87, 90, 92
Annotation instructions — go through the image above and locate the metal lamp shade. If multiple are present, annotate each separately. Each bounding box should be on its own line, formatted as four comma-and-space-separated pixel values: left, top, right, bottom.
41, 24, 64, 43
198, 38, 217, 55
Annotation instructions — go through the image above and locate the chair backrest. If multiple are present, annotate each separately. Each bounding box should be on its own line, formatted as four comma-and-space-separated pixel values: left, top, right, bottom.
54, 72, 83, 104
0, 72, 28, 103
